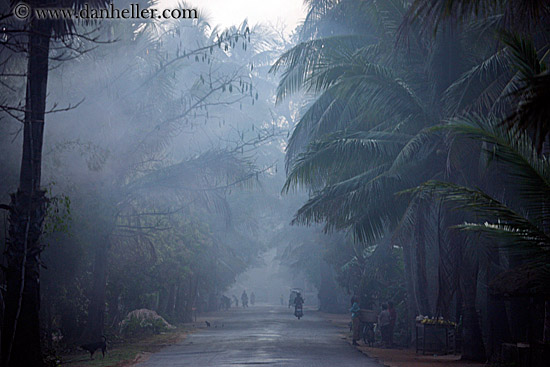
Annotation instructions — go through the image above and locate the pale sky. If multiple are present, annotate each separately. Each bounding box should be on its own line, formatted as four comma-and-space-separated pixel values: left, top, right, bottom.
170, 0, 307, 34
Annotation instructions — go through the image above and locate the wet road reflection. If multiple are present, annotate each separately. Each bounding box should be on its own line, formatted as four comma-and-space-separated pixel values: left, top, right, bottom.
137, 305, 380, 367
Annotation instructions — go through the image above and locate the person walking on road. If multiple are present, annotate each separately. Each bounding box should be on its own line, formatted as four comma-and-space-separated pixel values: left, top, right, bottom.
350, 295, 361, 346
293, 292, 304, 319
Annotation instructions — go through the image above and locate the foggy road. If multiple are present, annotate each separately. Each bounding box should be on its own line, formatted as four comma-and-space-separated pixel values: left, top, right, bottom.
136, 305, 380, 367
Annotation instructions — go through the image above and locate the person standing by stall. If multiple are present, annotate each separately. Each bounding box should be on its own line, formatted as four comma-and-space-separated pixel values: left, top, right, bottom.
350, 295, 361, 346
388, 301, 396, 347
378, 303, 391, 347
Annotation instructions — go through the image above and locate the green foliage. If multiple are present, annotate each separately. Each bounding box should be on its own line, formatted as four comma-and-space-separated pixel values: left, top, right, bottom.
11, 9, 291, 355
42, 348, 62, 367
120, 315, 169, 337
44, 183, 72, 237
413, 116, 550, 285
275, 0, 550, 356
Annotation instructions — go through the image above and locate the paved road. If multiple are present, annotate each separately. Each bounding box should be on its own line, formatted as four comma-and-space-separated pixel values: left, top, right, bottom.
137, 305, 380, 367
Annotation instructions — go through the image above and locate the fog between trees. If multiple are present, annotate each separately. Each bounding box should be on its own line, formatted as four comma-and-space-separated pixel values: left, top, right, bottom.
1, 0, 550, 366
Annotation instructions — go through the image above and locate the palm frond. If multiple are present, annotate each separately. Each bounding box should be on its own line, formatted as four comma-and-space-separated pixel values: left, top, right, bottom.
499, 31, 550, 151
504, 71, 550, 151
411, 180, 550, 249
285, 58, 428, 165
443, 47, 513, 115
292, 151, 434, 243
433, 116, 550, 222
499, 31, 545, 79
270, 35, 375, 102
390, 127, 443, 171
401, 0, 549, 39
284, 130, 411, 192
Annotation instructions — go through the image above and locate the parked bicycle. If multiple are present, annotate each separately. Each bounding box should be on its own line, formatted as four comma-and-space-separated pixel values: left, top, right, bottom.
349, 309, 376, 346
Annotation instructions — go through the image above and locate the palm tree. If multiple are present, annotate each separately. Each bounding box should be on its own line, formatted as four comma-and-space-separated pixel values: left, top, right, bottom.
402, 0, 550, 37
409, 5, 550, 346
272, 0, 539, 359
403, 0, 550, 150
2, 1, 107, 365
414, 114, 550, 342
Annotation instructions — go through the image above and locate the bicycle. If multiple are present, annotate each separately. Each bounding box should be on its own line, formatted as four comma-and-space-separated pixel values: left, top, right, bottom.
359, 309, 377, 346
348, 318, 375, 346
361, 321, 375, 346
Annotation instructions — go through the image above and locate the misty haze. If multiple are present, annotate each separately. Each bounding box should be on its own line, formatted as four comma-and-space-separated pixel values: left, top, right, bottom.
1, 1, 549, 367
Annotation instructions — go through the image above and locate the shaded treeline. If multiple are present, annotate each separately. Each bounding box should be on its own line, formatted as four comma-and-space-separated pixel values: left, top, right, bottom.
2, 0, 550, 365
0, 1, 295, 365
274, 0, 550, 363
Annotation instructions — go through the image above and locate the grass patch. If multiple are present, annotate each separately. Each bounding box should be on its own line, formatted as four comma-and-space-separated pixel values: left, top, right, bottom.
61, 326, 193, 367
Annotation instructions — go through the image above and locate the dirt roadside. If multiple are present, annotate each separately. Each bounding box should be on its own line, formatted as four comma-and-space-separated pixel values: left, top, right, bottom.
317, 311, 485, 367
60, 326, 192, 367
61, 310, 230, 367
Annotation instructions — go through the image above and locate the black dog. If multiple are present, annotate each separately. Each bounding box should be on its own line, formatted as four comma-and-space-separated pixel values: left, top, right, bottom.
80, 335, 107, 359
205, 321, 211, 327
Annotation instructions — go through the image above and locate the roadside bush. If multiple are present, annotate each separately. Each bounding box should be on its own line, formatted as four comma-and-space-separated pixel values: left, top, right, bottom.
120, 309, 174, 337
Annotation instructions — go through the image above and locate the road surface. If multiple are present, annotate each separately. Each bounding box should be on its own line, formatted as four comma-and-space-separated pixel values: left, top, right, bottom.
137, 304, 380, 367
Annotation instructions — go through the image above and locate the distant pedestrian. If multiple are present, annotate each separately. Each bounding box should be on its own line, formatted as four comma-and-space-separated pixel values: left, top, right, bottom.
294, 292, 304, 308
388, 301, 396, 347
350, 295, 361, 346
293, 292, 304, 319
233, 295, 239, 308
378, 303, 390, 347
241, 290, 248, 308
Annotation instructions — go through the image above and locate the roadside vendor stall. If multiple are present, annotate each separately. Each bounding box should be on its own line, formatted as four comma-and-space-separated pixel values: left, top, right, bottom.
415, 317, 457, 355
489, 264, 550, 367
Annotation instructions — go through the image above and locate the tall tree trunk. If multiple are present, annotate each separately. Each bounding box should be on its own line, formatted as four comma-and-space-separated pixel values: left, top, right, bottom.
175, 282, 188, 320
173, 285, 182, 317
454, 233, 463, 325
507, 254, 528, 342
436, 204, 455, 319
80, 238, 109, 342
44, 295, 53, 349
158, 287, 169, 315
487, 247, 510, 360
165, 284, 176, 318
183, 276, 198, 323
544, 301, 550, 343
402, 238, 419, 344
460, 261, 486, 361
415, 204, 431, 316
1, 16, 52, 367
542, 138, 550, 342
